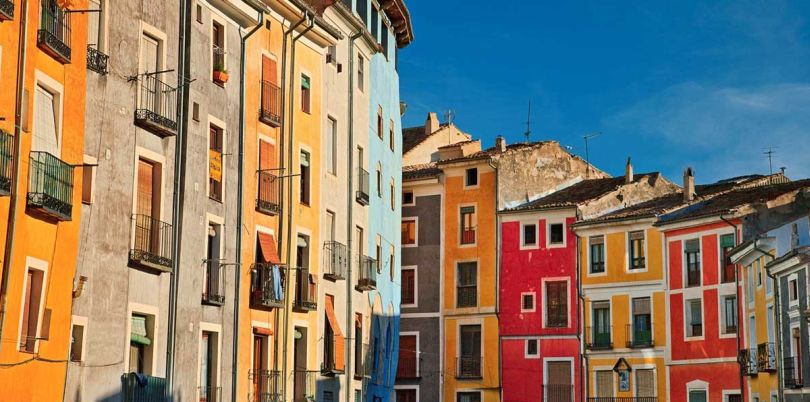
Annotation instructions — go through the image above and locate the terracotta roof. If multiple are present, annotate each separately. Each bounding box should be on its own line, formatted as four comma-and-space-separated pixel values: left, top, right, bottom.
402, 124, 452, 154
765, 246, 810, 269
506, 173, 662, 212
402, 163, 440, 181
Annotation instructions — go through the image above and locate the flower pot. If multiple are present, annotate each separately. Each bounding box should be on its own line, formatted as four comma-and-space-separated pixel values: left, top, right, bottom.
213, 70, 229, 84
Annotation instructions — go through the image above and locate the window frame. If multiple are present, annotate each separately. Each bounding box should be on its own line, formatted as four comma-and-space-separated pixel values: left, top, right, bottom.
588, 235, 606, 275
401, 266, 417, 307
300, 73, 311, 114
546, 221, 566, 248
524, 338, 539, 359
520, 223, 538, 249
456, 261, 478, 308
207, 120, 225, 203
685, 297, 704, 340
402, 190, 415, 206
299, 148, 311, 205
720, 293, 738, 336
627, 230, 647, 271
543, 278, 569, 328
459, 204, 477, 246
70, 315, 88, 363
684, 238, 702, 287
325, 115, 337, 175
401, 217, 418, 247
520, 292, 536, 313
464, 167, 479, 188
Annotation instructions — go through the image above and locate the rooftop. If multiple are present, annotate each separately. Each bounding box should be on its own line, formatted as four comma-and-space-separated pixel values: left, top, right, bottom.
402, 163, 441, 181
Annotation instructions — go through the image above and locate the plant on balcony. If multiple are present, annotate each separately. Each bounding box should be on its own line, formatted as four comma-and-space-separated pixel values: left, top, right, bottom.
213, 62, 228, 84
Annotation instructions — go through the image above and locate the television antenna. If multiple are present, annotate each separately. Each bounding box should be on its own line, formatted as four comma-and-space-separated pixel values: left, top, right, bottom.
524, 100, 532, 143
583, 132, 601, 178
763, 147, 778, 175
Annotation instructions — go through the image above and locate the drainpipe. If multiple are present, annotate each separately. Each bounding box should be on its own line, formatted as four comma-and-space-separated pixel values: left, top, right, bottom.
234, 7, 266, 402
753, 237, 781, 402
487, 157, 500, 393
167, 0, 193, 391
0, 0, 29, 347
720, 214, 745, 402
574, 211, 586, 402
281, 15, 314, 402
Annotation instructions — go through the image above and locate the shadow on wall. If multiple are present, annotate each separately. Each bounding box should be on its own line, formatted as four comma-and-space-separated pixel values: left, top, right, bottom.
70, 374, 181, 402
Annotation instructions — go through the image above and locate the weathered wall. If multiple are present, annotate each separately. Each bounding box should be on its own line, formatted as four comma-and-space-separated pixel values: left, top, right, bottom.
403, 124, 471, 166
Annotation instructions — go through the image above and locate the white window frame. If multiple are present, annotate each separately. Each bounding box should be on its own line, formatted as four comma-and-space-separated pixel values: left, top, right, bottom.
684, 296, 705, 341
722, 390, 743, 402
125, 302, 160, 375
399, 331, 420, 377
32, 70, 65, 157
138, 21, 167, 73
82, 154, 98, 204
546, 220, 567, 249
520, 222, 539, 250
543, 357, 574, 398
524, 338, 540, 359
541, 276, 570, 329
130, 147, 167, 238
17, 256, 50, 354
401, 266, 418, 308
788, 273, 799, 308
463, 167, 479, 189
70, 315, 88, 362
210, 13, 227, 84
402, 189, 415, 206
206, 115, 227, 203
325, 115, 337, 175
458, 202, 477, 248
718, 290, 737, 339
626, 230, 649, 273
685, 380, 709, 402
520, 291, 536, 313
197, 322, 223, 400
587, 234, 608, 277
683, 237, 703, 288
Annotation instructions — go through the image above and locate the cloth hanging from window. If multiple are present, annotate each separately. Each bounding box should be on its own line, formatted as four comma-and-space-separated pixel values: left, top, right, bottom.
130, 316, 151, 346
272, 265, 284, 300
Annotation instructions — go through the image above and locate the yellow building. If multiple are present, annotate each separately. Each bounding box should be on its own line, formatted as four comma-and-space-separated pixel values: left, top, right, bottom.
0, 0, 89, 399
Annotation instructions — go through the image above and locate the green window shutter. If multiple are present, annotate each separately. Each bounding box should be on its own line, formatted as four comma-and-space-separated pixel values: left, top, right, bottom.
685, 239, 700, 252
130, 315, 151, 346
301, 75, 311, 89
721, 234, 735, 248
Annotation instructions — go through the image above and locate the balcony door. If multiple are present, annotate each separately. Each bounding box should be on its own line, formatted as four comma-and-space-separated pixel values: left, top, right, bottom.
632, 297, 651, 345
293, 326, 308, 402
136, 159, 160, 253
546, 361, 572, 402
252, 335, 266, 402
33, 85, 59, 157
593, 302, 610, 347
459, 324, 481, 377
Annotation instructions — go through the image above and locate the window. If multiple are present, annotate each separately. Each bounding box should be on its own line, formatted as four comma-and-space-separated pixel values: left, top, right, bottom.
203, 223, 223, 304
357, 55, 364, 91
389, 119, 395, 151
87, 0, 105, 51
381, 23, 390, 56
525, 339, 538, 357
299, 150, 310, 205
464, 168, 478, 187
720, 234, 736, 283
375, 235, 382, 273
325, 210, 335, 242
396, 389, 417, 402
723, 295, 737, 334
139, 33, 161, 73
401, 219, 416, 246
199, 331, 218, 399
629, 231, 646, 269
402, 268, 415, 306
459, 325, 481, 378
300, 74, 311, 113
212, 21, 225, 80
460, 206, 476, 245
457, 392, 481, 402
33, 85, 59, 156
545, 281, 568, 327
747, 264, 755, 303
390, 179, 395, 211
70, 322, 85, 362
546, 361, 573, 399
20, 268, 45, 353
592, 301, 611, 348
323, 294, 345, 372
397, 334, 418, 378
589, 235, 605, 273
209, 125, 223, 202
326, 116, 337, 174
376, 164, 382, 197
596, 370, 613, 397
377, 106, 383, 139
196, 3, 202, 23
402, 190, 414, 205
548, 223, 564, 245
456, 262, 477, 308
631, 297, 652, 346
135, 158, 160, 221
522, 224, 537, 246
636, 369, 655, 397
354, 313, 363, 378
521, 293, 535, 312
686, 299, 703, 337
389, 245, 395, 280
688, 390, 707, 402
129, 313, 154, 374
756, 259, 762, 287
81, 155, 95, 204
789, 278, 798, 302
685, 239, 701, 287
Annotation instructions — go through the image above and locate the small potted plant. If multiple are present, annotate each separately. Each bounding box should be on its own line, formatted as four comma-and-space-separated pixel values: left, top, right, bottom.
213, 61, 228, 84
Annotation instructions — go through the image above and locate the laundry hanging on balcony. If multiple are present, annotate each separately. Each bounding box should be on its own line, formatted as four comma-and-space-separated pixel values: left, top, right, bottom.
272, 264, 284, 300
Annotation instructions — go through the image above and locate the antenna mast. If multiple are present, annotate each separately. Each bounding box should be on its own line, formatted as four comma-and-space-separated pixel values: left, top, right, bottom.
763, 147, 777, 176
524, 100, 532, 143
583, 132, 601, 178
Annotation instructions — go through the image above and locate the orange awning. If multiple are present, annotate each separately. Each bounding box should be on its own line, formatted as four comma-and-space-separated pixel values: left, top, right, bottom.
325, 295, 345, 371
253, 327, 273, 336
258, 232, 281, 264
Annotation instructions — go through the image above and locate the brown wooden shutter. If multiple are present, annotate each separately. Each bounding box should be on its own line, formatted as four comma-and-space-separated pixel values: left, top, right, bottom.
259, 140, 273, 170
262, 55, 277, 84
402, 269, 415, 304
137, 159, 154, 217
81, 165, 93, 204
21, 271, 33, 344
397, 335, 416, 378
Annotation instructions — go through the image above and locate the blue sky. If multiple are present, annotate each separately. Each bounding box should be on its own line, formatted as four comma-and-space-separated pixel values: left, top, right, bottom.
397, 0, 810, 183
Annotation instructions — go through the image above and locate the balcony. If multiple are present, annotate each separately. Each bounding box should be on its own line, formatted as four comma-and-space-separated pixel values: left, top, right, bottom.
355, 343, 370, 379
322, 332, 344, 376
323, 240, 348, 281
586, 398, 657, 402
784, 356, 803, 388
757, 342, 777, 372
129, 214, 173, 273
626, 324, 654, 348
201, 260, 225, 306
0, 0, 13, 21
586, 326, 613, 350
356, 255, 377, 291
739, 348, 758, 376
135, 74, 178, 137
456, 356, 482, 379
0, 129, 13, 195
259, 80, 281, 127
293, 267, 317, 312
250, 263, 285, 311
396, 356, 420, 379
121, 373, 167, 402
87, 45, 109, 75
461, 227, 476, 245
356, 167, 369, 205
37, 0, 71, 63
292, 370, 317, 402
198, 386, 221, 402
543, 384, 573, 402
249, 369, 282, 402
27, 151, 73, 221
456, 286, 477, 308
256, 169, 281, 215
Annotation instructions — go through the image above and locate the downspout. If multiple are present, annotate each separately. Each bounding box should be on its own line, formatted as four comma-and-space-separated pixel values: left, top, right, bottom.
753, 237, 781, 402
487, 157, 500, 393
0, 0, 29, 345
167, 0, 192, 390
234, 8, 265, 402
574, 211, 586, 402
720, 214, 745, 401
281, 15, 314, 402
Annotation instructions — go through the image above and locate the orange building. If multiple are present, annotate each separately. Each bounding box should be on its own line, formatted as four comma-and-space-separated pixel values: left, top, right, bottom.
0, 0, 88, 399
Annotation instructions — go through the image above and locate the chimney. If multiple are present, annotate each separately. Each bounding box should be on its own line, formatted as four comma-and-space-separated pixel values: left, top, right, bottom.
625, 157, 633, 184
425, 112, 439, 135
683, 167, 695, 202
495, 136, 506, 153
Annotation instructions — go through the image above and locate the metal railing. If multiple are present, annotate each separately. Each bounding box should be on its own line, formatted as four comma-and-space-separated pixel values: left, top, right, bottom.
456, 286, 477, 308
784, 356, 803, 388
543, 384, 574, 402
250, 263, 284, 310
202, 260, 225, 305
292, 370, 317, 402
198, 386, 221, 402
356, 167, 369, 205
37, 0, 71, 63
87, 45, 109, 75
739, 348, 758, 376
249, 369, 282, 402
586, 326, 613, 350
256, 169, 281, 215
626, 324, 654, 348
396, 355, 420, 379
356, 255, 377, 291
27, 151, 73, 221
757, 342, 777, 372
293, 267, 317, 311
587, 398, 657, 402
0, 0, 13, 21
135, 74, 178, 137
121, 373, 167, 402
259, 80, 281, 127
0, 129, 13, 195
456, 356, 481, 379
129, 214, 173, 271
461, 227, 476, 244
323, 240, 348, 280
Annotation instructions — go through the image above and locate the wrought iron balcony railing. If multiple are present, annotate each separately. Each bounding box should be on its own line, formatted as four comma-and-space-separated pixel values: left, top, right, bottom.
249, 369, 282, 402
129, 214, 173, 272
456, 356, 482, 379
135, 73, 178, 137
356, 167, 369, 205
323, 240, 348, 280
356, 255, 377, 291
293, 267, 317, 312
27, 151, 73, 221
396, 355, 420, 379
292, 370, 317, 402
321, 332, 344, 376
456, 286, 477, 308
198, 386, 221, 402
543, 384, 574, 402
784, 356, 803, 388
461, 227, 476, 245
87, 45, 109, 75
259, 80, 281, 127
626, 324, 654, 348
0, 0, 13, 21
739, 348, 758, 376
201, 260, 225, 306
0, 129, 13, 195
37, 0, 71, 63
757, 342, 777, 372
250, 263, 284, 311
121, 373, 167, 402
256, 169, 281, 215
586, 326, 613, 350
